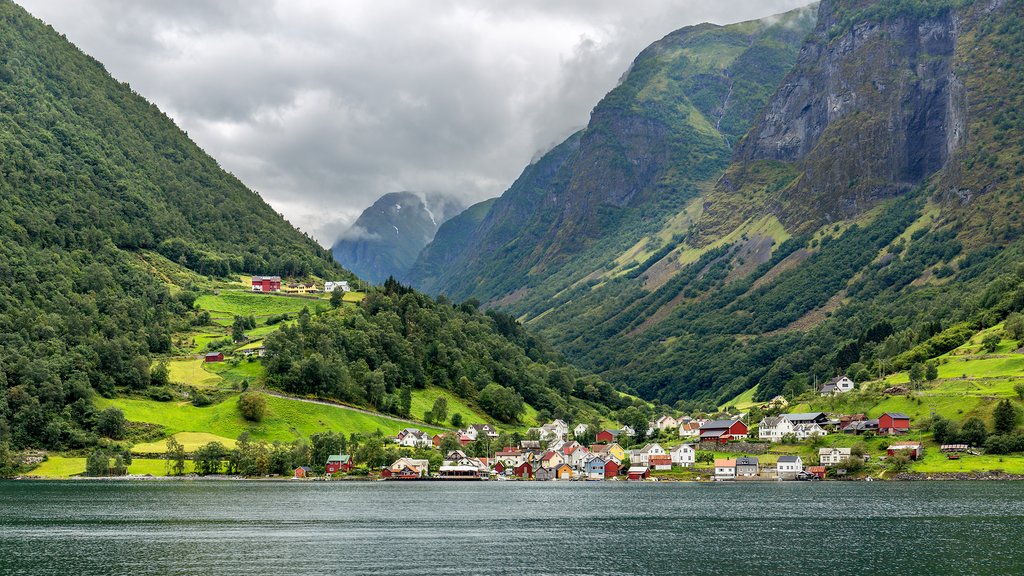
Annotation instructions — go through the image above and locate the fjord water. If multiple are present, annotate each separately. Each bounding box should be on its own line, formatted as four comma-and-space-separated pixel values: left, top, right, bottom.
1, 481, 1022, 575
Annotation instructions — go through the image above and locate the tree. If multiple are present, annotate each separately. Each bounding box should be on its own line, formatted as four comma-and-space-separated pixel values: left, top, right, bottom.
85, 450, 109, 477
194, 442, 225, 475
994, 399, 1018, 435
925, 363, 938, 381
1006, 312, 1024, 340
478, 384, 524, 423
1014, 383, 1024, 401
886, 453, 911, 473
310, 432, 344, 473
151, 361, 170, 387
166, 436, 186, 476
0, 441, 17, 477
96, 407, 126, 440
398, 386, 412, 418
330, 288, 344, 309
430, 397, 448, 424
238, 392, 267, 422
439, 434, 461, 454
931, 417, 958, 445
451, 412, 464, 428
618, 406, 650, 445
960, 417, 988, 447
982, 333, 1002, 353
908, 363, 926, 386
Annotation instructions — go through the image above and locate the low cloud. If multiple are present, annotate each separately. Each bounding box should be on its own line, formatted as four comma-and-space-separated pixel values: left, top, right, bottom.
19, 0, 814, 245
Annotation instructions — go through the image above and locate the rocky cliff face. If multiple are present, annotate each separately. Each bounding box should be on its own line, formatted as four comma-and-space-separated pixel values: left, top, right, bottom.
332, 192, 463, 284
697, 0, 968, 240
409, 6, 817, 300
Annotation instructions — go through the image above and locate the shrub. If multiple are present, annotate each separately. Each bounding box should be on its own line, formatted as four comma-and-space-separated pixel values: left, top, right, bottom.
238, 392, 267, 422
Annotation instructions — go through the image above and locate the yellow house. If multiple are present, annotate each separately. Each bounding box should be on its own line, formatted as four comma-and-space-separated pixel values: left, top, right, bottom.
556, 463, 573, 480
281, 282, 318, 294
589, 442, 627, 465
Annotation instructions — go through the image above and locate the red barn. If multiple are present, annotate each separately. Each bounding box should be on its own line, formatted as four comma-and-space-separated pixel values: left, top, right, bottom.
325, 455, 352, 474
251, 275, 281, 292
514, 461, 533, 479
596, 429, 621, 443
698, 419, 749, 444
203, 352, 224, 363
879, 413, 911, 435
604, 460, 620, 479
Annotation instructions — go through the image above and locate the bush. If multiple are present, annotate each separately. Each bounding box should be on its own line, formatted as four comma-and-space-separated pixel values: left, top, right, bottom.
238, 392, 267, 422
192, 393, 213, 407
96, 407, 127, 440
148, 387, 174, 402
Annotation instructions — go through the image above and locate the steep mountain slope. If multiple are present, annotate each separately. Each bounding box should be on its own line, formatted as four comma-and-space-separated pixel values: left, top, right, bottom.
331, 192, 463, 284
408, 198, 495, 291
0, 1, 623, 457
414, 0, 1024, 409
409, 6, 818, 301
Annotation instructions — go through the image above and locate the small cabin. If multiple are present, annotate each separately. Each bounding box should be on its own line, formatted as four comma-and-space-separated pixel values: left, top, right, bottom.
203, 352, 224, 363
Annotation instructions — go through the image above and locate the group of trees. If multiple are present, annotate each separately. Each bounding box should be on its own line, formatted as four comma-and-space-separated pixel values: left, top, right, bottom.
263, 280, 627, 424
931, 400, 1021, 454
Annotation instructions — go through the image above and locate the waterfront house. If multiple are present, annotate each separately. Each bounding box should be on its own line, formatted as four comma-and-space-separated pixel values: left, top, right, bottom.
776, 455, 804, 479
879, 413, 911, 435
648, 454, 672, 471
699, 419, 749, 444
820, 376, 856, 396
670, 444, 695, 467
736, 457, 759, 477
540, 451, 564, 469
586, 457, 610, 479
382, 458, 429, 479
819, 447, 852, 466
556, 463, 574, 480
714, 459, 736, 480
495, 447, 526, 468
325, 454, 352, 474
562, 443, 589, 468
534, 467, 556, 481
203, 352, 224, 363
887, 442, 924, 460
294, 466, 313, 478
438, 464, 481, 479
627, 466, 651, 481
596, 429, 621, 443
514, 461, 534, 479
807, 466, 826, 479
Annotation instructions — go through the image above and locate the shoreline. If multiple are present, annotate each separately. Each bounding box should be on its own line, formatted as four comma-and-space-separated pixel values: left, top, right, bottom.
8, 473, 1024, 482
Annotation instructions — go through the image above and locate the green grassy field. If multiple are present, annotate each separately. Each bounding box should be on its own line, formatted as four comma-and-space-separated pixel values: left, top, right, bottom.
720, 385, 759, 411
29, 456, 195, 478
196, 291, 325, 320
97, 394, 444, 444
911, 450, 1024, 474
164, 358, 223, 388
132, 432, 238, 454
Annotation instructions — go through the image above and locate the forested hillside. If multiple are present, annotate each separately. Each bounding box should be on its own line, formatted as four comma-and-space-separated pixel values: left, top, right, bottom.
409, 0, 1024, 409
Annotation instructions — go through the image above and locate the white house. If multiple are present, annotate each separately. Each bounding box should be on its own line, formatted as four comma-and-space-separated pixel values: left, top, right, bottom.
396, 428, 431, 448
759, 413, 830, 442
462, 424, 499, 442
494, 448, 525, 468
793, 422, 827, 440
324, 281, 351, 293
819, 447, 852, 466
821, 376, 856, 396
758, 416, 796, 442
776, 455, 804, 479
621, 425, 636, 437
714, 459, 736, 480
678, 419, 702, 438
573, 423, 589, 438
670, 444, 695, 467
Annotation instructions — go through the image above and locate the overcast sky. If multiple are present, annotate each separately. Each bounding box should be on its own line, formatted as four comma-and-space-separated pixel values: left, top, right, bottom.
21, 0, 813, 245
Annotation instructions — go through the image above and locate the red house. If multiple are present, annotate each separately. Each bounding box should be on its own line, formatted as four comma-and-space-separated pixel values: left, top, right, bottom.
381, 465, 420, 480
432, 434, 446, 448
203, 352, 224, 363
293, 466, 313, 478
627, 466, 650, 481
251, 275, 281, 292
494, 461, 507, 475
698, 419, 749, 444
513, 461, 533, 479
888, 442, 924, 460
596, 429, 621, 443
604, 459, 620, 479
806, 466, 826, 480
879, 413, 911, 435
325, 454, 352, 474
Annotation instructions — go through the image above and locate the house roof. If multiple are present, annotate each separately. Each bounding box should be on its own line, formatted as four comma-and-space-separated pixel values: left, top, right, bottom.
882, 412, 910, 419
649, 455, 671, 464
736, 457, 759, 466
889, 442, 922, 448
807, 466, 826, 473
599, 429, 621, 437
670, 444, 694, 453
781, 412, 826, 422
640, 443, 662, 453
327, 454, 351, 464
760, 416, 784, 427
819, 447, 851, 455
714, 459, 736, 467
700, 419, 741, 430
627, 466, 649, 474
777, 455, 801, 463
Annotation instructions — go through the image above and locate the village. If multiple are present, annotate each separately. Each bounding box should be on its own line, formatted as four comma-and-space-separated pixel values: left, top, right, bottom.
290, 376, 942, 482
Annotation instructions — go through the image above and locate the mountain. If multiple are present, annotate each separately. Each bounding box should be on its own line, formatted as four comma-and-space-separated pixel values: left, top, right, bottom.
0, 1, 623, 457
409, 0, 1024, 408
408, 5, 819, 301
332, 192, 464, 285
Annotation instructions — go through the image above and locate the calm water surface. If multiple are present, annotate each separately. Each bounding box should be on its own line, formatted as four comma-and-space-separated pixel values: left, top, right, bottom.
1, 480, 1023, 575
